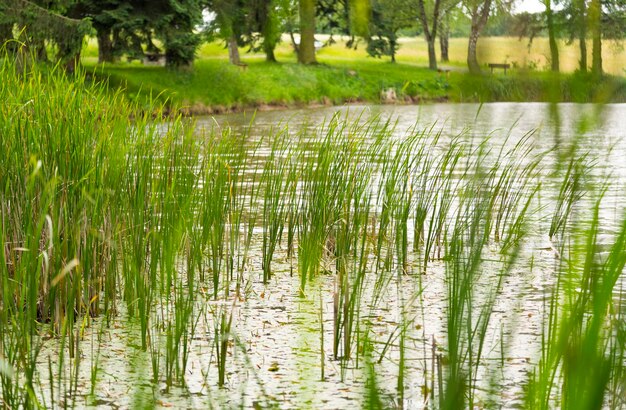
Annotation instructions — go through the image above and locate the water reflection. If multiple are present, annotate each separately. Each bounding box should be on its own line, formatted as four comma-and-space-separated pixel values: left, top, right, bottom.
35, 103, 626, 408
202, 103, 626, 176
201, 103, 626, 235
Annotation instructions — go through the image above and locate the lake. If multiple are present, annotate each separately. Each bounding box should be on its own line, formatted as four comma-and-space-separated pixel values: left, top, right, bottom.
32, 103, 626, 408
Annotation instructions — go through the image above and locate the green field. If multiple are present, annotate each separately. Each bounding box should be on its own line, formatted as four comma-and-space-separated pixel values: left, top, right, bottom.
83, 35, 626, 75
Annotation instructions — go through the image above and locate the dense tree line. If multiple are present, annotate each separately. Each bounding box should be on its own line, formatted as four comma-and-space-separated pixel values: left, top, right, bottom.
514, 0, 626, 74
1, 0, 625, 74
1, 0, 205, 68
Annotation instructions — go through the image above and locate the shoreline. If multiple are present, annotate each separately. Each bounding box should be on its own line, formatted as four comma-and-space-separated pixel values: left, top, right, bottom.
93, 65, 626, 119
171, 95, 452, 117
158, 89, 626, 118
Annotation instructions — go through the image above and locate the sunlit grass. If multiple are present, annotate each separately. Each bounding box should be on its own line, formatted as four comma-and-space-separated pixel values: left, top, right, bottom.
194, 35, 626, 75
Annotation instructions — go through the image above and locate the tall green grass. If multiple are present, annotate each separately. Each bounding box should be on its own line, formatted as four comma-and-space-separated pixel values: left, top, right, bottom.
2, 49, 626, 408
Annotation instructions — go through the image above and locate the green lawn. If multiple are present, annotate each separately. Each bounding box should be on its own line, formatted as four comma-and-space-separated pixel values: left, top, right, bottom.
87, 59, 450, 113
82, 36, 626, 113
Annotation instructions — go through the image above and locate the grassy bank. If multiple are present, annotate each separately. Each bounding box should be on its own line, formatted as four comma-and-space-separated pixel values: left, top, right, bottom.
453, 71, 626, 103
90, 60, 626, 114
92, 59, 451, 113
82, 36, 626, 113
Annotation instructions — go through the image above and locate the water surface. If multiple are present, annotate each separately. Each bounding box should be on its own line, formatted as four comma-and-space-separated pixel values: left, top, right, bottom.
37, 103, 626, 408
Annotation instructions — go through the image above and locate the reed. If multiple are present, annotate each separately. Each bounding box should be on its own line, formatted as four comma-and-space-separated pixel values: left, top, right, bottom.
525, 142, 626, 408
261, 135, 292, 284
3, 49, 626, 408
332, 145, 372, 364
213, 302, 235, 388
431, 134, 543, 408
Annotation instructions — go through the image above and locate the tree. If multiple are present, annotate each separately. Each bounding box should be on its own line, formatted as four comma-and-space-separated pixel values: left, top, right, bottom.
562, 0, 587, 71
207, 0, 246, 64
570, 0, 626, 76
439, 10, 451, 62
417, 0, 442, 70
366, 0, 417, 63
588, 0, 602, 75
574, 0, 587, 72
316, 0, 350, 44
464, 0, 493, 73
512, 10, 560, 71
514, 3, 561, 72
418, 0, 461, 70
1, 0, 90, 71
207, 0, 286, 64
256, 0, 281, 62
0, 2, 14, 49
152, 0, 204, 68
245, 0, 282, 62
80, 0, 203, 67
80, 0, 145, 63
298, 0, 316, 64
544, 0, 560, 72
438, 7, 470, 63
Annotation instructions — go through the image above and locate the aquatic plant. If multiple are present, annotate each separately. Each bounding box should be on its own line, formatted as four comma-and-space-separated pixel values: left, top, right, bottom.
3, 49, 626, 408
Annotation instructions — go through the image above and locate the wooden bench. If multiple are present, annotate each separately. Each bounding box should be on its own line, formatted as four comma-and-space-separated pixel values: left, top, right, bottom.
437, 68, 451, 78
143, 52, 166, 66
488, 63, 510, 74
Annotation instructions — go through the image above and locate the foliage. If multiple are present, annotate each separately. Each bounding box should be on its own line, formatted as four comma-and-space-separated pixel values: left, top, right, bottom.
205, 0, 247, 43
366, 0, 419, 62
205, 0, 284, 62
155, 0, 204, 67
1, 0, 91, 65
316, 0, 350, 36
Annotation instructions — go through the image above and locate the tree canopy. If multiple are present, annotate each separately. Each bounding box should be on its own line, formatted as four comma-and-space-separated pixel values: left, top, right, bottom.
1, 0, 625, 73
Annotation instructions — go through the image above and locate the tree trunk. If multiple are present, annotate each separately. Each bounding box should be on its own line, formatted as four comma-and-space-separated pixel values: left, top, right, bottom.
589, 0, 602, 75
417, 0, 440, 70
546, 3, 559, 72
466, 0, 492, 74
34, 39, 48, 62
346, 35, 356, 49
440, 14, 450, 63
65, 51, 80, 73
467, 30, 480, 73
427, 38, 437, 70
228, 35, 241, 65
576, 0, 587, 72
61, 2, 85, 72
390, 39, 397, 63
289, 30, 299, 53
96, 27, 115, 63
57, 34, 84, 72
579, 37, 587, 73
261, 0, 278, 62
262, 17, 278, 62
298, 0, 317, 64
264, 43, 277, 62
